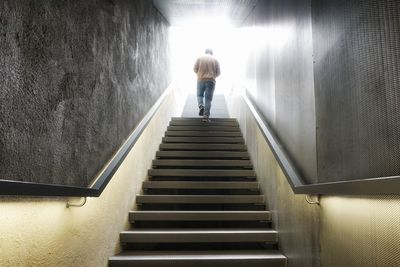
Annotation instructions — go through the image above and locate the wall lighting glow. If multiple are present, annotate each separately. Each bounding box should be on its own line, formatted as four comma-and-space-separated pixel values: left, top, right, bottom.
320, 195, 400, 266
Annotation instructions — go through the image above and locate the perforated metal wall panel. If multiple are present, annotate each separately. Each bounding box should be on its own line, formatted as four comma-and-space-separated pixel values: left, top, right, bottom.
228, 95, 321, 267
312, 0, 400, 182
229, 94, 400, 267
244, 0, 318, 182
321, 195, 400, 267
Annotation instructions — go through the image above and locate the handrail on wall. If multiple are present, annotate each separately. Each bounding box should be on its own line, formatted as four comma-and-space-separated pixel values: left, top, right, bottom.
243, 94, 400, 195
0, 86, 173, 197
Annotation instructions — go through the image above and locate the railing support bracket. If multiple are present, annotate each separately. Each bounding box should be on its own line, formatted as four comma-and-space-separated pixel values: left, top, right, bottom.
67, 197, 87, 208
305, 194, 320, 205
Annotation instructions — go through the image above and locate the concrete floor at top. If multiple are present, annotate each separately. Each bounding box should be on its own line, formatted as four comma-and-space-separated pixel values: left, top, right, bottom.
181, 94, 230, 118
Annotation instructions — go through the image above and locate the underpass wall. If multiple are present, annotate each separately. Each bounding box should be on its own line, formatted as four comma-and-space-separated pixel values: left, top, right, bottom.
0, 0, 170, 187
0, 86, 184, 267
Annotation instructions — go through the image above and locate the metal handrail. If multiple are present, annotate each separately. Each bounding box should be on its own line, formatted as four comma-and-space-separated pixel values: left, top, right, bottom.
0, 85, 173, 197
243, 94, 400, 195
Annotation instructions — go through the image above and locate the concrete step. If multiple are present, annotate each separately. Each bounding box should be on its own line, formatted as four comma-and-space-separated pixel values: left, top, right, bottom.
152, 160, 252, 168
172, 117, 238, 122
159, 143, 247, 151
142, 181, 259, 190
109, 116, 286, 267
156, 151, 249, 159
163, 136, 244, 144
129, 211, 271, 222
170, 121, 239, 127
109, 250, 287, 267
165, 131, 243, 137
137, 203, 265, 211
136, 195, 264, 204
148, 169, 256, 178
167, 126, 240, 132
120, 229, 277, 243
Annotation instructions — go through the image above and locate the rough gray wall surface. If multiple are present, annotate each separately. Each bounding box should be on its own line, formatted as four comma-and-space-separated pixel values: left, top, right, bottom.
0, 0, 170, 186
312, 0, 400, 182
244, 0, 317, 182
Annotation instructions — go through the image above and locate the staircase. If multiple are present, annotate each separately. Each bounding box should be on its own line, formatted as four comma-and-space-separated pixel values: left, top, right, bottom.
109, 117, 287, 267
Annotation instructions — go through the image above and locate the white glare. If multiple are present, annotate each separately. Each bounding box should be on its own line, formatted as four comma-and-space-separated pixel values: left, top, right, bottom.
169, 22, 294, 96
169, 23, 245, 96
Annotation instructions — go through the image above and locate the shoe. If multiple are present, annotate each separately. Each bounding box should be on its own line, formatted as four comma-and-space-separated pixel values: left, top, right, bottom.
202, 116, 211, 123
198, 105, 204, 116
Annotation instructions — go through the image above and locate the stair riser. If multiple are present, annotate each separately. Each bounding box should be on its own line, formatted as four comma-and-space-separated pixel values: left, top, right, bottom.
130, 212, 271, 222
171, 117, 238, 122
121, 242, 279, 251
157, 156, 250, 160
144, 189, 261, 195
142, 181, 260, 190
152, 160, 252, 168
163, 137, 244, 144
137, 204, 266, 211
121, 232, 277, 243
159, 144, 247, 151
167, 126, 241, 132
153, 167, 253, 171
170, 122, 239, 126
109, 258, 286, 267
148, 177, 257, 182
165, 132, 243, 137
156, 151, 249, 158
136, 195, 264, 204
131, 221, 272, 229
148, 170, 256, 177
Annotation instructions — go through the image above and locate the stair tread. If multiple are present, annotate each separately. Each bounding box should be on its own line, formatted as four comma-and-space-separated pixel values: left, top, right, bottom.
148, 169, 256, 177
111, 249, 286, 259
129, 211, 271, 221
163, 137, 244, 143
153, 160, 252, 167
130, 211, 270, 214
170, 121, 239, 126
143, 181, 259, 189
156, 151, 249, 158
120, 229, 278, 243
136, 195, 264, 204
167, 126, 241, 132
165, 131, 243, 137
123, 229, 276, 232
172, 117, 237, 122
109, 250, 286, 267
160, 143, 246, 151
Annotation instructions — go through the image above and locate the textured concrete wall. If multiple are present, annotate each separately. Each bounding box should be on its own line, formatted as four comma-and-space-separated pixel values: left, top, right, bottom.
0, 0, 170, 186
243, 0, 317, 182
227, 94, 320, 267
312, 0, 400, 182
0, 87, 183, 267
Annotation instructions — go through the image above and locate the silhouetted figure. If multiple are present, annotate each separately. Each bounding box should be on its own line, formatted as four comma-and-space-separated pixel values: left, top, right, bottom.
193, 48, 221, 122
